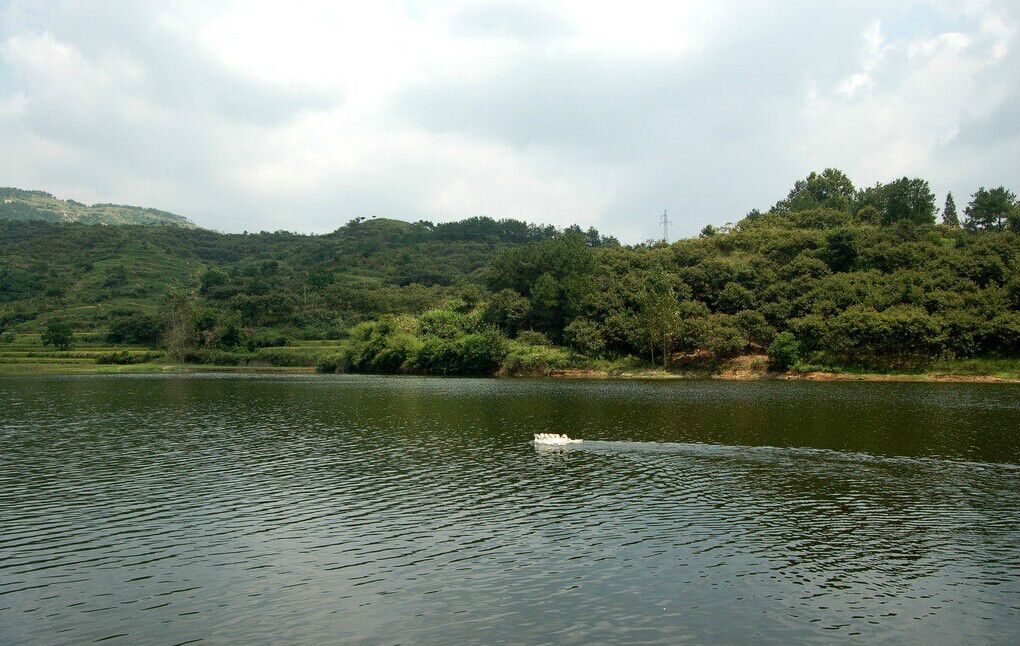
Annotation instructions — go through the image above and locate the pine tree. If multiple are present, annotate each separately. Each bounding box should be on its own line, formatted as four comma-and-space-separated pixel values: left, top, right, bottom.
942, 192, 959, 227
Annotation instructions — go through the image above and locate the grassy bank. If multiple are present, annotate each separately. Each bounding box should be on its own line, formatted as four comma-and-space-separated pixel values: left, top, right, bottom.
0, 333, 324, 376
3, 335, 1017, 382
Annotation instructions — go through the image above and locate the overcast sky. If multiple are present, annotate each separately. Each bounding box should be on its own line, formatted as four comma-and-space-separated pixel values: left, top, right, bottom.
1, 1, 1017, 241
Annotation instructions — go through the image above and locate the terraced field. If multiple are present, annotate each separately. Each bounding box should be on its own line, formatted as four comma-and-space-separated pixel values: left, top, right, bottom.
0, 335, 341, 374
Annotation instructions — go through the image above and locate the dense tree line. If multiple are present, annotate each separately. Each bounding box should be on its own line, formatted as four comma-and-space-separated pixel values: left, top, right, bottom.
1, 171, 1017, 374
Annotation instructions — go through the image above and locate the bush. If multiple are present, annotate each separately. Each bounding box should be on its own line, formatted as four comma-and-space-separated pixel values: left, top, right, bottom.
107, 314, 162, 345
369, 331, 422, 372
499, 343, 570, 376
515, 330, 550, 346
418, 309, 470, 339
563, 318, 606, 356
253, 348, 319, 367
768, 332, 801, 371
412, 337, 460, 374
458, 329, 509, 374
97, 350, 163, 365
245, 332, 289, 351
96, 350, 141, 365
316, 353, 342, 373
0, 331, 14, 343
180, 349, 244, 365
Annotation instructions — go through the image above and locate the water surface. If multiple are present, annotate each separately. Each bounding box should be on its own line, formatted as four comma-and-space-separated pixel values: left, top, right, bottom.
1, 375, 1018, 645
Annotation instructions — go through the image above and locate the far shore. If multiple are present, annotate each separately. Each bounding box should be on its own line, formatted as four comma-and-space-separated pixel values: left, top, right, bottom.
1, 362, 1017, 383
544, 368, 1020, 384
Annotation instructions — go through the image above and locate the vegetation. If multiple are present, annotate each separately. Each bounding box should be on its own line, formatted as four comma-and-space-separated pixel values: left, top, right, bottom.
0, 187, 196, 227
1, 170, 1018, 379
41, 321, 73, 350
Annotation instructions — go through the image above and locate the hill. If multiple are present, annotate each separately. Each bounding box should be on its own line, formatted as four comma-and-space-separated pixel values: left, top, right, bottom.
0, 187, 197, 228
0, 214, 616, 338
1, 171, 1017, 379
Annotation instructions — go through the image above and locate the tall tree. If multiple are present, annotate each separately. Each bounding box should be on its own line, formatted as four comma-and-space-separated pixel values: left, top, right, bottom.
641, 270, 682, 368
774, 168, 856, 213
965, 186, 1017, 231
855, 177, 936, 225
161, 286, 198, 360
942, 192, 959, 227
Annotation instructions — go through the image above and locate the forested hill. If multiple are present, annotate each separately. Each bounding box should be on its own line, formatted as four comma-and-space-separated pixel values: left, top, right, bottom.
1, 170, 1018, 376
0, 187, 196, 228
0, 214, 617, 337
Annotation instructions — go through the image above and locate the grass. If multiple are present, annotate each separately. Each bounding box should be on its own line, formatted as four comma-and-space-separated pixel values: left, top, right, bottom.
0, 336, 335, 375
928, 356, 1020, 379
1, 334, 1017, 381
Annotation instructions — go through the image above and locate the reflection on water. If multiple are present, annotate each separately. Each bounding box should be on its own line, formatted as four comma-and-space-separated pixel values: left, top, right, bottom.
1, 375, 1018, 645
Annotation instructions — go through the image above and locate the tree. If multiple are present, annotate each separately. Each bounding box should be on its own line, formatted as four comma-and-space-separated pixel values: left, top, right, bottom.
563, 318, 607, 356
856, 177, 936, 225
529, 273, 562, 337
42, 320, 73, 350
942, 192, 959, 227
965, 186, 1017, 231
699, 317, 746, 358
198, 268, 229, 295
824, 227, 859, 273
774, 168, 856, 213
767, 332, 800, 371
106, 314, 162, 346
458, 329, 508, 374
734, 310, 775, 349
161, 287, 198, 360
716, 281, 755, 314
641, 271, 682, 368
482, 289, 529, 335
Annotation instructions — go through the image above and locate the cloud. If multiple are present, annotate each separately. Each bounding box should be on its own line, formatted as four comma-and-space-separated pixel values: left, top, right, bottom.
449, 1, 573, 43
0, 0, 1017, 240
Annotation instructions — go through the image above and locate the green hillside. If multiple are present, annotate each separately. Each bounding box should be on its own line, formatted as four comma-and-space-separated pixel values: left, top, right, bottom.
0, 187, 196, 228
0, 214, 614, 338
1, 171, 1017, 379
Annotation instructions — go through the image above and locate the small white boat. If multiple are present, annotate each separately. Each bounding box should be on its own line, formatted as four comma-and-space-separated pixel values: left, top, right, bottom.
533, 433, 582, 446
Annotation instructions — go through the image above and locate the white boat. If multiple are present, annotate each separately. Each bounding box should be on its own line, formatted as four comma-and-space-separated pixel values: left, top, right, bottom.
533, 433, 582, 445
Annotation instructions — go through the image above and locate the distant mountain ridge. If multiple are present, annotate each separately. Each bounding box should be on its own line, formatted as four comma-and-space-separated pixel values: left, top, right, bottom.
0, 187, 197, 228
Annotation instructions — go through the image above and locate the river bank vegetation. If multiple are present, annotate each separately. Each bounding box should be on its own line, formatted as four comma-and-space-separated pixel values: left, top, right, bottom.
2, 170, 1018, 379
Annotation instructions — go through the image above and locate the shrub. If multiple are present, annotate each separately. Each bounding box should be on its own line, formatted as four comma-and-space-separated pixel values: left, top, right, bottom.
0, 331, 14, 343
563, 318, 606, 356
180, 349, 244, 365
246, 332, 289, 351
107, 314, 162, 345
253, 348, 319, 367
418, 309, 469, 339
413, 337, 460, 374
369, 331, 422, 372
96, 350, 140, 365
515, 330, 550, 346
768, 332, 801, 371
316, 353, 342, 373
499, 343, 570, 376
458, 329, 508, 374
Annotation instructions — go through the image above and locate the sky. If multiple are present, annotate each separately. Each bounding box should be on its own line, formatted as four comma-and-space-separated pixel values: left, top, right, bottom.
0, 0, 1017, 242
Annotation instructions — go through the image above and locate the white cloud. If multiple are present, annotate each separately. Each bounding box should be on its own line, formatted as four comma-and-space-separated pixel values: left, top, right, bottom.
0, 0, 1017, 240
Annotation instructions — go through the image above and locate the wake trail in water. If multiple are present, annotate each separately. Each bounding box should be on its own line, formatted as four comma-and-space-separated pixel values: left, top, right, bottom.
535, 439, 1020, 471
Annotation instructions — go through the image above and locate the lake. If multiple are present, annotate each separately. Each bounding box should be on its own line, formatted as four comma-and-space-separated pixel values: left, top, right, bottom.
1, 375, 1018, 645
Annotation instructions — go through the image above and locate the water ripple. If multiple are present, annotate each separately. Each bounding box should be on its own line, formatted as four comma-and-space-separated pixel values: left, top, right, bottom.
1, 374, 1018, 645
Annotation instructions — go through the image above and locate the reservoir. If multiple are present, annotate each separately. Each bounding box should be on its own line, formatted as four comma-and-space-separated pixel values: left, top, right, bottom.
1, 375, 1018, 644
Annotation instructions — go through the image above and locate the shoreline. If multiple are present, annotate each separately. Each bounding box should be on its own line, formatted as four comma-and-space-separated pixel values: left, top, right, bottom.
1, 362, 1017, 383
544, 368, 1020, 384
